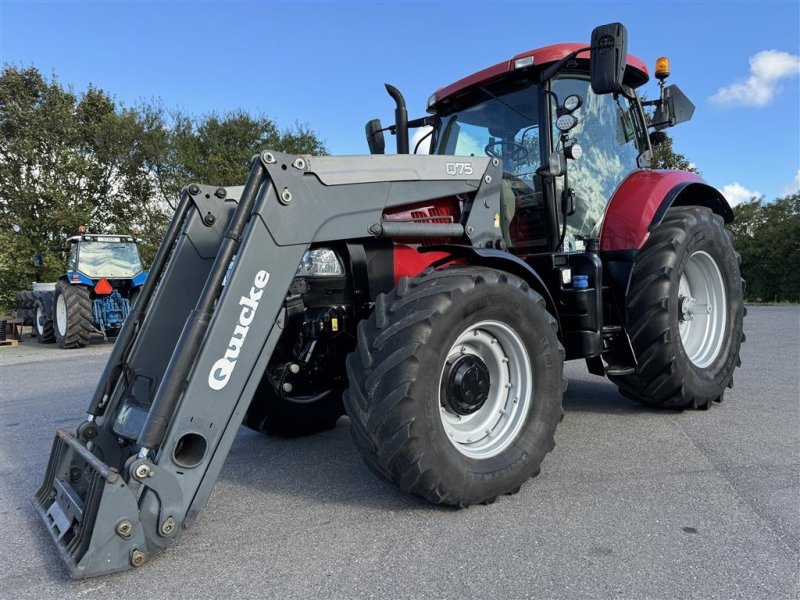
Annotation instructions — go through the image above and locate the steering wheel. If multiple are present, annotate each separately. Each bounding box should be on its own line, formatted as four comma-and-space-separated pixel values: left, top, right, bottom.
484, 141, 529, 163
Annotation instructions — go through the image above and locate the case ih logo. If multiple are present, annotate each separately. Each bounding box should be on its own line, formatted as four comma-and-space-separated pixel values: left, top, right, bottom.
445, 162, 474, 176
208, 270, 270, 390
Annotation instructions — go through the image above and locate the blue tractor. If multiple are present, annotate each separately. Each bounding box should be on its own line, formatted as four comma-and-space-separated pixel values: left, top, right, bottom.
31, 233, 148, 348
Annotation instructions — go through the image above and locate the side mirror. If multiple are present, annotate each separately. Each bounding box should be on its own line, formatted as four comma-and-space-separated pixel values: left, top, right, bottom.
590, 22, 628, 95
365, 119, 385, 155
652, 84, 695, 131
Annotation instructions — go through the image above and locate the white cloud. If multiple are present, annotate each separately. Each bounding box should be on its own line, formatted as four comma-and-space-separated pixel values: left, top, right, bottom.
780, 169, 800, 196
710, 50, 800, 107
721, 182, 761, 206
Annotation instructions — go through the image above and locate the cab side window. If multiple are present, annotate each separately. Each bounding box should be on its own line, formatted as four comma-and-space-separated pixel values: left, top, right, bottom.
551, 76, 645, 241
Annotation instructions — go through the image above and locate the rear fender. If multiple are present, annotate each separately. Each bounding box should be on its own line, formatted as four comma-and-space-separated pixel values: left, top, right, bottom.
35, 290, 55, 321
600, 170, 732, 252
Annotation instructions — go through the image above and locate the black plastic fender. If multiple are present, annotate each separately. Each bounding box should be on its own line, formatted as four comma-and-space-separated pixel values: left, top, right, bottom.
34, 290, 55, 321
423, 245, 562, 339
650, 181, 734, 231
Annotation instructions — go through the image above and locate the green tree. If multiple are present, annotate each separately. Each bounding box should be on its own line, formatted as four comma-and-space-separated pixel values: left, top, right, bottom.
649, 132, 699, 173
0, 66, 170, 310
145, 105, 327, 206
0, 66, 327, 313
729, 194, 800, 302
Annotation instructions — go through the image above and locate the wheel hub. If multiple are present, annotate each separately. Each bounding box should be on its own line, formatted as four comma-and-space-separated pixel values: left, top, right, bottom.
444, 355, 491, 415
679, 295, 712, 322
438, 320, 534, 460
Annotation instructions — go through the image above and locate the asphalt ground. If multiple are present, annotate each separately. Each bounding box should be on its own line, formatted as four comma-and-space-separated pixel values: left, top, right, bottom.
0, 306, 798, 599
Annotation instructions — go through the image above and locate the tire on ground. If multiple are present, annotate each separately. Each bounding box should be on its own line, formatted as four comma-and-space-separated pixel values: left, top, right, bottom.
344, 266, 565, 507
244, 379, 345, 438
608, 206, 745, 409
34, 297, 55, 343
53, 281, 93, 349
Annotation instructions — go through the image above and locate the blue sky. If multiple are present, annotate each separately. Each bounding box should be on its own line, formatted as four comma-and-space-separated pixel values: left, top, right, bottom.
2, 0, 799, 203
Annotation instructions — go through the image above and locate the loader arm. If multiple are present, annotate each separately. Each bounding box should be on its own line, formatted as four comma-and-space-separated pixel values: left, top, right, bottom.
33, 151, 503, 578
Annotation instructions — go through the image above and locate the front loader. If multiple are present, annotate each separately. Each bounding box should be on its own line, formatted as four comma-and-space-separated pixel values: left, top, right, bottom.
34, 23, 744, 578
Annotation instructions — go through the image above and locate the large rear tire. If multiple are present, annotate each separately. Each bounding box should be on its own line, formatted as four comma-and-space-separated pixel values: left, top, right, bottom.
34, 298, 55, 343
344, 267, 565, 506
53, 282, 92, 349
609, 206, 745, 409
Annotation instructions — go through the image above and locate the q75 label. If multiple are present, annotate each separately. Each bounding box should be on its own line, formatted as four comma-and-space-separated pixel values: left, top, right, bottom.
445, 162, 474, 176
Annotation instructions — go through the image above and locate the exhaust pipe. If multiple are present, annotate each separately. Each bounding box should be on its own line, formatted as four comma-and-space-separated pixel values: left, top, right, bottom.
385, 84, 409, 154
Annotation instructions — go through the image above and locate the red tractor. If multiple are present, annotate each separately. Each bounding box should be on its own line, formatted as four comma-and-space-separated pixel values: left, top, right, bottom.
35, 23, 744, 577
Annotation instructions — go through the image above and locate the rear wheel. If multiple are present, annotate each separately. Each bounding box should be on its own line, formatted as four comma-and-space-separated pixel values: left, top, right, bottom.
34, 298, 55, 343
344, 267, 565, 506
609, 206, 745, 409
53, 282, 92, 349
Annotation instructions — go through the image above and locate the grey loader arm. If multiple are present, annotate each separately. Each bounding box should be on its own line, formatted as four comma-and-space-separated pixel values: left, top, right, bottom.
33, 151, 504, 578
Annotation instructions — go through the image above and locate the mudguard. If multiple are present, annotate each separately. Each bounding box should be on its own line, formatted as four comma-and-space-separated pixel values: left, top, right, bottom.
599, 169, 732, 252
35, 289, 55, 321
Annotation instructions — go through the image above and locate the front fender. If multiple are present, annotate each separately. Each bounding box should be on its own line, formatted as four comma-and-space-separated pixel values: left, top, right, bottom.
422, 245, 562, 338
599, 170, 732, 252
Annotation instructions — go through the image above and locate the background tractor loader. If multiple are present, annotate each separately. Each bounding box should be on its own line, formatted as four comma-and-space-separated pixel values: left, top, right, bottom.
33, 22, 744, 578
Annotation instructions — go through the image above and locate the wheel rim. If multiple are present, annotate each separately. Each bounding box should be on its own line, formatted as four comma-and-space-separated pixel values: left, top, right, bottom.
678, 250, 727, 368
56, 294, 68, 337
36, 305, 45, 335
438, 320, 533, 459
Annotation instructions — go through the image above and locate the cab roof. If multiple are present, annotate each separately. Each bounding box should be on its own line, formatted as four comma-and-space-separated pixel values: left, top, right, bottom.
431, 43, 649, 110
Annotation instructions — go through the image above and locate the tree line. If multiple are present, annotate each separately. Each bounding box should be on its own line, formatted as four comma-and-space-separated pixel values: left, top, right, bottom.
0, 66, 326, 311
652, 132, 799, 302
1, 66, 797, 313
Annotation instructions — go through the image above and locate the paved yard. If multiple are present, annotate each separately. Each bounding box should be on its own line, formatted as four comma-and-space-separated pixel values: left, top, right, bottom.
0, 306, 798, 599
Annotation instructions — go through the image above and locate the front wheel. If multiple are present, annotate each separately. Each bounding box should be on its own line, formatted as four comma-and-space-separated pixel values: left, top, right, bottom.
344, 267, 565, 506
244, 381, 344, 437
609, 206, 745, 409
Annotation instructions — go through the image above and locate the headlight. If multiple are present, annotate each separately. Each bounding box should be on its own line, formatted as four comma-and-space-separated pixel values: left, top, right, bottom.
296, 248, 344, 277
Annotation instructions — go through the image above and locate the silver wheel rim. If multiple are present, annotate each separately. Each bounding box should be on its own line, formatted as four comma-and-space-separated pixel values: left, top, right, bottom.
438, 320, 533, 459
36, 305, 45, 335
56, 294, 68, 337
678, 250, 727, 368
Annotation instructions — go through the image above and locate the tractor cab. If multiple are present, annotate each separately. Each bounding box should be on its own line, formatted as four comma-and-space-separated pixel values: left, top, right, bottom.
66, 234, 145, 281
427, 43, 653, 254
367, 25, 695, 256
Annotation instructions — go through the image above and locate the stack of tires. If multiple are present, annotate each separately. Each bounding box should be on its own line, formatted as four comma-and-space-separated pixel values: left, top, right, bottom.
14, 291, 36, 327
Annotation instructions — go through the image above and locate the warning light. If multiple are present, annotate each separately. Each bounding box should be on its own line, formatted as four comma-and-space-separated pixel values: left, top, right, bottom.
655, 56, 670, 81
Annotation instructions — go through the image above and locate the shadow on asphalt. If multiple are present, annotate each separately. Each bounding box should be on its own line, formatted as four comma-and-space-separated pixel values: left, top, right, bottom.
561, 372, 679, 416
218, 419, 450, 512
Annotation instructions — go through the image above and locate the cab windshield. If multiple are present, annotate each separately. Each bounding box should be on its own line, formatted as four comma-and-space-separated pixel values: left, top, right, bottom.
434, 82, 541, 176
77, 241, 143, 279
433, 82, 547, 248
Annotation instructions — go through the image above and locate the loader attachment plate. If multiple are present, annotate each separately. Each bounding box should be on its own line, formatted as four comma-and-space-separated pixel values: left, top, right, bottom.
32, 429, 146, 578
